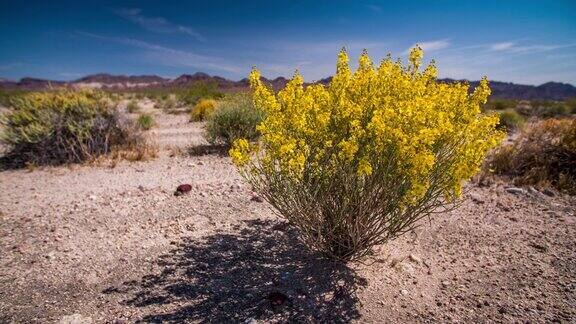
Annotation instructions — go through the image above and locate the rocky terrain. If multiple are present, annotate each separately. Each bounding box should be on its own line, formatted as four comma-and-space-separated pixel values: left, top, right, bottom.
0, 106, 575, 323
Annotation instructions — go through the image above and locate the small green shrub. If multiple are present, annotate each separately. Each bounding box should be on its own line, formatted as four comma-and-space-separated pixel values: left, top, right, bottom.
179, 81, 224, 105
190, 99, 217, 121
205, 93, 263, 145
487, 118, 576, 193
127, 100, 141, 113
483, 98, 517, 112
497, 109, 525, 131
536, 102, 571, 118
0, 90, 153, 166
137, 113, 154, 130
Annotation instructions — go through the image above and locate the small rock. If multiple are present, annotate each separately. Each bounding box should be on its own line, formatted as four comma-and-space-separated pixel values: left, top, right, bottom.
400, 289, 409, 296
408, 254, 421, 264
244, 318, 258, 324
469, 193, 484, 204
251, 195, 264, 203
505, 187, 525, 195
174, 184, 192, 196
441, 280, 450, 289
543, 188, 555, 197
88, 195, 97, 201
59, 313, 92, 324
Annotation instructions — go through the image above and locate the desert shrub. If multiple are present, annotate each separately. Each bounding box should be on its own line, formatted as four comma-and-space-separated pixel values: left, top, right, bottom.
535, 101, 571, 118
230, 48, 504, 261
0, 90, 153, 166
126, 100, 140, 113
483, 98, 517, 112
190, 98, 217, 121
137, 113, 154, 130
487, 118, 576, 193
180, 81, 224, 106
566, 97, 576, 114
497, 109, 525, 131
204, 93, 264, 145
0, 89, 30, 107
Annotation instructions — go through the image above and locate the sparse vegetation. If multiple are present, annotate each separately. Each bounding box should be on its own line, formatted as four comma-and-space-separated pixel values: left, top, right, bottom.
0, 90, 154, 167
487, 118, 576, 193
204, 93, 263, 146
190, 98, 217, 121
497, 109, 525, 131
137, 113, 155, 130
230, 48, 504, 261
180, 81, 224, 106
126, 100, 141, 113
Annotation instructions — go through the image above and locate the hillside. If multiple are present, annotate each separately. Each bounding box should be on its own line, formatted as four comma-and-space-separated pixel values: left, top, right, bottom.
1, 73, 575, 100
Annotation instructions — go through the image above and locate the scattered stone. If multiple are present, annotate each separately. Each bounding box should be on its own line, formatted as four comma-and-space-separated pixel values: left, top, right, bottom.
174, 184, 192, 196
469, 193, 485, 204
401, 289, 409, 296
59, 313, 92, 324
497, 202, 511, 212
408, 254, 422, 264
529, 242, 548, 253
543, 188, 555, 197
505, 187, 525, 195
45, 251, 56, 260
251, 195, 264, 203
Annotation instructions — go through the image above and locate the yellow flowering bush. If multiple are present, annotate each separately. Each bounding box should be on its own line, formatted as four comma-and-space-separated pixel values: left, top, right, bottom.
190, 98, 217, 121
230, 47, 504, 261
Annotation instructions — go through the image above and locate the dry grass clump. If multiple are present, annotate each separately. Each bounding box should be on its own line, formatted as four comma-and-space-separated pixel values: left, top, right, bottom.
0, 90, 156, 167
190, 99, 217, 121
126, 100, 141, 113
486, 118, 576, 193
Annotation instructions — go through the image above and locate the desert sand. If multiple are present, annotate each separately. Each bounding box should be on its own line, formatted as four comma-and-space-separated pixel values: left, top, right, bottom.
0, 105, 574, 323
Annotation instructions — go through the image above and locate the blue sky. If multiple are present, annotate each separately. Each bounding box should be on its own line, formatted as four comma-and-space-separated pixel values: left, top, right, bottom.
1, 0, 575, 85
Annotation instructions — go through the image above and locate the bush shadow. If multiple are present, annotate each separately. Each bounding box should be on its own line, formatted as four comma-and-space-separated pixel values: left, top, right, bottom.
104, 219, 367, 323
187, 144, 229, 157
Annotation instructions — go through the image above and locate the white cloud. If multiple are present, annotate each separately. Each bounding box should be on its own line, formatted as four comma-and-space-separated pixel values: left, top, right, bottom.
404, 40, 450, 54
490, 42, 515, 51
114, 8, 204, 42
76, 31, 240, 73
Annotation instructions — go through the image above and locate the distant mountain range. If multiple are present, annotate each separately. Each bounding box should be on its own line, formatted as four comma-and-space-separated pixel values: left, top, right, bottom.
1, 72, 575, 100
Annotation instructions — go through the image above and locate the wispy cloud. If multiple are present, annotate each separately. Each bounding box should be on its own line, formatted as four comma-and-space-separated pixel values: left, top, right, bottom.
488, 41, 576, 54
404, 40, 450, 54
490, 42, 515, 51
76, 31, 240, 73
364, 4, 382, 12
114, 8, 204, 42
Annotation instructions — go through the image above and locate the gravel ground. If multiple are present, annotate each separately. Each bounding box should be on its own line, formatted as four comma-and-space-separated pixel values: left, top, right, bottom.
0, 108, 574, 323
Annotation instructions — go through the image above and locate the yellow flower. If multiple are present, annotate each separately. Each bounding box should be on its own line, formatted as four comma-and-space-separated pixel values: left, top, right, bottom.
231, 48, 504, 203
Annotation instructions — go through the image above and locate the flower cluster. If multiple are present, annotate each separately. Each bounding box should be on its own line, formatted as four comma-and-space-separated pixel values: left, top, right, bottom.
231, 47, 504, 204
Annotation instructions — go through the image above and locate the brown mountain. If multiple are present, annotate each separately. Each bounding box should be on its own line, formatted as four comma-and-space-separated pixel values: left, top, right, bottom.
1, 73, 575, 100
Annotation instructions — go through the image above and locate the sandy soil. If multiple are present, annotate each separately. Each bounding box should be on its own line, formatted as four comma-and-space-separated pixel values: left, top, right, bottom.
0, 106, 575, 323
